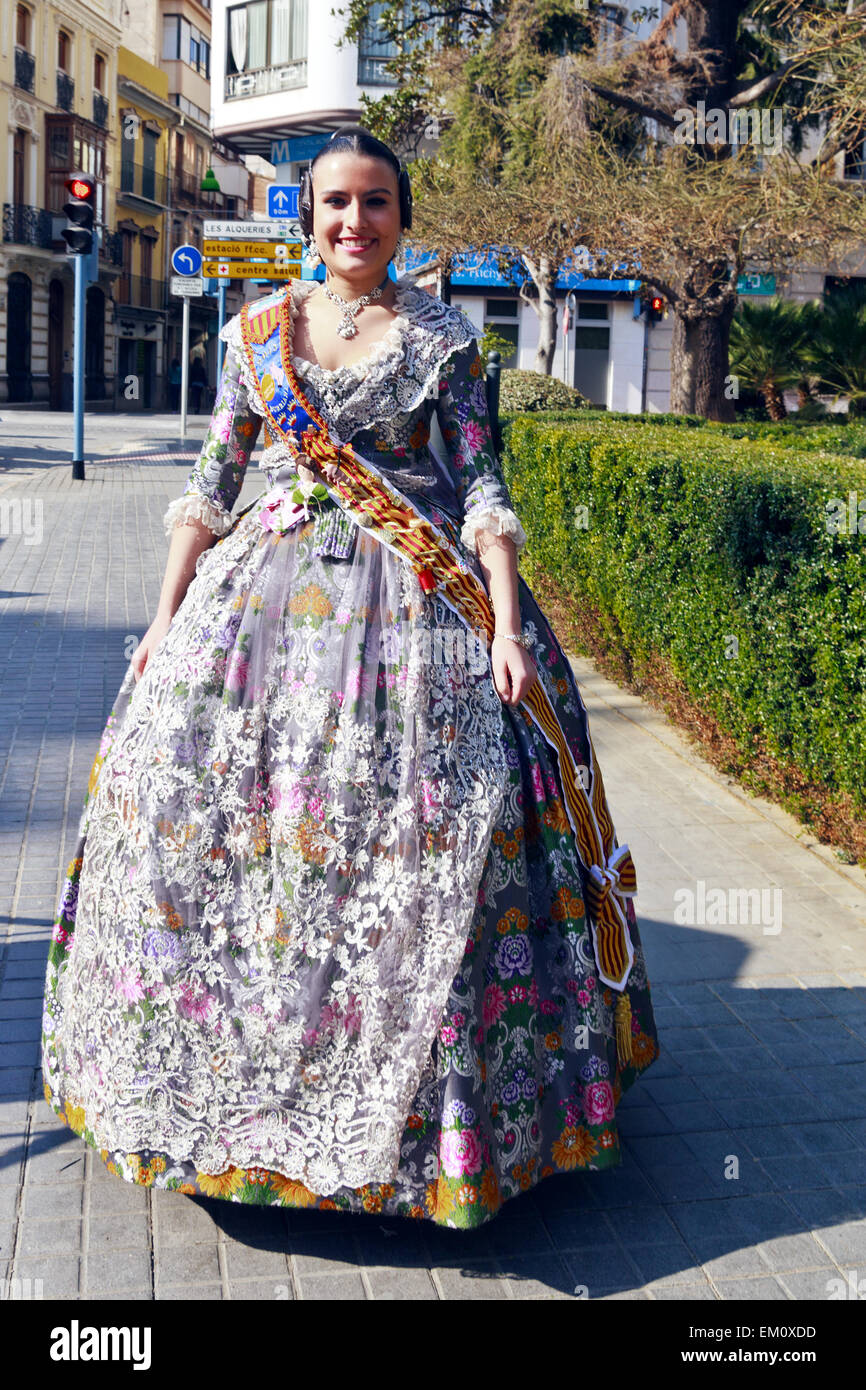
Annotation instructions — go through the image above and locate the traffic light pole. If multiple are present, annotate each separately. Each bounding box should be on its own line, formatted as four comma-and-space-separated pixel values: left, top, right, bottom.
180, 294, 190, 443
217, 280, 227, 379
72, 252, 86, 480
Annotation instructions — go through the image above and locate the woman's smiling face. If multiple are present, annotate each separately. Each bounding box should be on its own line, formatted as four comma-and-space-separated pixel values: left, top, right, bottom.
311, 151, 401, 283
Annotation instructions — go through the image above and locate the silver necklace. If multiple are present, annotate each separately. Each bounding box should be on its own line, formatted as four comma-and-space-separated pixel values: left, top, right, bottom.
322, 275, 390, 338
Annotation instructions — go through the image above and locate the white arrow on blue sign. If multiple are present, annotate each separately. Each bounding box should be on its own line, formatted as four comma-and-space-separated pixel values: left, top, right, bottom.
171, 243, 203, 276
268, 185, 299, 219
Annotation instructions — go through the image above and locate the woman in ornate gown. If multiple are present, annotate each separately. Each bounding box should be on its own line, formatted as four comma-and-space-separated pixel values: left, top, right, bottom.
40, 128, 659, 1229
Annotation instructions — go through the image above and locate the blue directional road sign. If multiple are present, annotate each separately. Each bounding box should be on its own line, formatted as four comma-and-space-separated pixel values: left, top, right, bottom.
171, 243, 203, 276
268, 185, 299, 219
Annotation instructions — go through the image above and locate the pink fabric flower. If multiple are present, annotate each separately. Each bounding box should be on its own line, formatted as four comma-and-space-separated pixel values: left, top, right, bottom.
584, 1081, 615, 1124
439, 1127, 483, 1178
483, 983, 506, 1027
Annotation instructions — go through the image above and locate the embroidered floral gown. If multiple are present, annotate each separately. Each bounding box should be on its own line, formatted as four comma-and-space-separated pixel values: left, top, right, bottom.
40, 276, 659, 1228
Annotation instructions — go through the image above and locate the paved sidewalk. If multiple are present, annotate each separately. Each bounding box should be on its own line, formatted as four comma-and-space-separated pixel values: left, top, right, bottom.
1, 452, 865, 1301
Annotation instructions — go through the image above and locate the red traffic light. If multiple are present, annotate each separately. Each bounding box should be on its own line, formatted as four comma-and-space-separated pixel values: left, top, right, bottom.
64, 173, 95, 201
651, 296, 663, 312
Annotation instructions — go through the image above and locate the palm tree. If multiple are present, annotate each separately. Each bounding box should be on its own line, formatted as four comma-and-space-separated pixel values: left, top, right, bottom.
802, 283, 866, 418
727, 298, 813, 421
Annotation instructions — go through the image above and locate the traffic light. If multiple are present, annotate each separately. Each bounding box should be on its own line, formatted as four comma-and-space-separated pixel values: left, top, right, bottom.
648, 294, 666, 323
62, 172, 96, 255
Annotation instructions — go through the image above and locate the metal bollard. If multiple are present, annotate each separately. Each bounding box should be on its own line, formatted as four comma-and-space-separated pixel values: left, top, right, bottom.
485, 348, 503, 455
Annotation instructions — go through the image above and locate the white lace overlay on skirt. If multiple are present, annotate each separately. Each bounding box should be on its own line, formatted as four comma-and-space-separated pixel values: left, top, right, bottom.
45, 504, 509, 1190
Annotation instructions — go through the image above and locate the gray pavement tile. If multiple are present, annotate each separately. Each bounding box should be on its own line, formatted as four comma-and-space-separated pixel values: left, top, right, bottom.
85, 1249, 153, 1294
649, 1280, 717, 1299
782, 1187, 864, 1227
419, 1224, 498, 1264
539, 1207, 617, 1250
756, 1232, 837, 1271
18, 1217, 82, 1256
22, 1139, 86, 1184
562, 1246, 640, 1295
87, 1180, 150, 1217
352, 1225, 430, 1269
87, 1213, 151, 1248
713, 1276, 790, 1299
13, 1255, 80, 1297
156, 1241, 222, 1286
228, 1279, 294, 1300
288, 1238, 362, 1276
658, 1102, 728, 1132
760, 1154, 836, 1192
588, 1167, 661, 1207
22, 1182, 84, 1221
153, 1193, 222, 1244
605, 1205, 683, 1245
818, 1152, 866, 1186
741, 1126, 806, 1159
223, 1242, 291, 1280
617, 1104, 674, 1135
627, 1241, 702, 1285
296, 1271, 369, 1299
431, 1261, 508, 1299
777, 1268, 851, 1299
485, 1215, 556, 1258
810, 1221, 866, 1263
363, 1266, 440, 1300
641, 1164, 726, 1203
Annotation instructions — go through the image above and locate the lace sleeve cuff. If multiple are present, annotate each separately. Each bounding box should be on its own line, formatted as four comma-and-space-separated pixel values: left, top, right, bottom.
460, 504, 527, 555
163, 491, 234, 539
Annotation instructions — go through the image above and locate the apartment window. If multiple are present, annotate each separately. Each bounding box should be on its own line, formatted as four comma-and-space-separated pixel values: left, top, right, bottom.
163, 15, 210, 76
94, 53, 106, 92
484, 297, 518, 368
227, 0, 308, 75
358, 2, 400, 85
16, 4, 30, 47
58, 30, 71, 71
574, 299, 610, 349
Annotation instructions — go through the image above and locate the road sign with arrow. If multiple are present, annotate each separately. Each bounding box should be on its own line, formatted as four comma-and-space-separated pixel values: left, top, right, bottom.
171, 244, 203, 276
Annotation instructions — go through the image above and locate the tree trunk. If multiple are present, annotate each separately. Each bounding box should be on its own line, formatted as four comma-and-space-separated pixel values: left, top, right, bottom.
669, 299, 738, 420
763, 381, 788, 421
523, 254, 557, 375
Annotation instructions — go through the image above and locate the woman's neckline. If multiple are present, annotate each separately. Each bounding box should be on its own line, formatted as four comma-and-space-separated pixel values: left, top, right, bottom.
285, 276, 413, 378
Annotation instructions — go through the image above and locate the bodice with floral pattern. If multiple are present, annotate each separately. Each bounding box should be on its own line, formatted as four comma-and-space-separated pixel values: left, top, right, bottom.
163, 275, 527, 558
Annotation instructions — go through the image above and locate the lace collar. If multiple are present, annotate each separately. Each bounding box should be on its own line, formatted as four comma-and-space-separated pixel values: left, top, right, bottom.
223, 274, 479, 446
287, 276, 411, 381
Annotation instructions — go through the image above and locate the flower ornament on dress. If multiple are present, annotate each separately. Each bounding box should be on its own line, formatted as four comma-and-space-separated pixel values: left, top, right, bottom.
259, 474, 330, 535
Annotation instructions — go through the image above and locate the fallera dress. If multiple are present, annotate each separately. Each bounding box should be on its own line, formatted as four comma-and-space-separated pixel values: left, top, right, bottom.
40, 274, 659, 1228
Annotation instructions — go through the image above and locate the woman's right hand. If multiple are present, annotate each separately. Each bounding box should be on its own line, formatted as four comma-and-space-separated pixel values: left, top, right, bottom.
130, 612, 173, 684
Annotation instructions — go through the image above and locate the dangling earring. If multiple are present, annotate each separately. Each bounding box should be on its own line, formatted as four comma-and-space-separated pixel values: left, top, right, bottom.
391, 232, 407, 266
305, 234, 322, 269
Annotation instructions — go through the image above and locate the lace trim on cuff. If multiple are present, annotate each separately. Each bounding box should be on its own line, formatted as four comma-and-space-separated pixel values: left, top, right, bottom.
460, 505, 527, 554
163, 492, 234, 539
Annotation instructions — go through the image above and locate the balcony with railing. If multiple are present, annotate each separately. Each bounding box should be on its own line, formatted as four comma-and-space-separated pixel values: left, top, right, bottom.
15, 47, 35, 93
3, 204, 53, 249
56, 71, 75, 112
93, 92, 109, 129
119, 160, 169, 207
225, 60, 307, 100
115, 274, 166, 310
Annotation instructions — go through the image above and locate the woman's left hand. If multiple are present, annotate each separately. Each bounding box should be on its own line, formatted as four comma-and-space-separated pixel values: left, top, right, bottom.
491, 636, 537, 706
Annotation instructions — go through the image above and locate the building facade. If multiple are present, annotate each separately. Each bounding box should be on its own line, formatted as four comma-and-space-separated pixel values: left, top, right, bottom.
1, 0, 122, 407
211, 0, 866, 415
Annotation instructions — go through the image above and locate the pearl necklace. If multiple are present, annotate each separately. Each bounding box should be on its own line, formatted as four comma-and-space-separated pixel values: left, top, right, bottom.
322, 274, 391, 338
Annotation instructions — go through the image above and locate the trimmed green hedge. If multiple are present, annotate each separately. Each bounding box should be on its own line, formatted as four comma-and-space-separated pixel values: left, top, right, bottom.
502, 416, 866, 811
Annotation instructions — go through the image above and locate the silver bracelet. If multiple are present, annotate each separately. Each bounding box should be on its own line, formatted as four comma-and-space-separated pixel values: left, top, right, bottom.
494, 629, 535, 650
